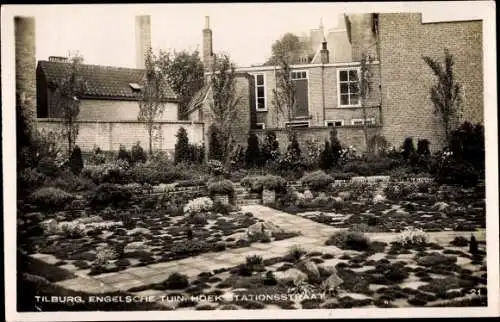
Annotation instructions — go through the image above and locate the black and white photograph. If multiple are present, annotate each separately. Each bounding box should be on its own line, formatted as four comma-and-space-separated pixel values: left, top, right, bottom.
2, 1, 498, 321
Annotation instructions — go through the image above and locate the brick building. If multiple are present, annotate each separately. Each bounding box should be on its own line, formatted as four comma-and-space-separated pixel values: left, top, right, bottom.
188, 13, 483, 153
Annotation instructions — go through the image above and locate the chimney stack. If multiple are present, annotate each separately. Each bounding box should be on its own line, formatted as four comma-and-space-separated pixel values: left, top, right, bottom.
135, 15, 152, 69
202, 16, 214, 72
320, 37, 329, 64
15, 16, 37, 131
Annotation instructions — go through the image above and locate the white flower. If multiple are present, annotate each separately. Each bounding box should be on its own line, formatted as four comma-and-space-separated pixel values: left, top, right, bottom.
184, 197, 214, 214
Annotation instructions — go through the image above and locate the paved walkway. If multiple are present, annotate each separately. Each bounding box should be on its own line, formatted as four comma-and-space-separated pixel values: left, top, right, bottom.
34, 205, 485, 294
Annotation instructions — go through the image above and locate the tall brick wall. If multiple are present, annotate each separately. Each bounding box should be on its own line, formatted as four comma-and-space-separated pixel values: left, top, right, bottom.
37, 120, 204, 152
15, 16, 37, 133
378, 13, 483, 151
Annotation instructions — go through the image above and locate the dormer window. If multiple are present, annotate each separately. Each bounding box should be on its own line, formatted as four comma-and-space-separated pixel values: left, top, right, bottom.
129, 83, 142, 91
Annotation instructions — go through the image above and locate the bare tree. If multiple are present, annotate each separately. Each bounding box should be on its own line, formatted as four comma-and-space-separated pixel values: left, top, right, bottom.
208, 53, 242, 161
423, 48, 463, 145
52, 53, 86, 154
138, 48, 172, 155
359, 52, 374, 153
271, 56, 296, 130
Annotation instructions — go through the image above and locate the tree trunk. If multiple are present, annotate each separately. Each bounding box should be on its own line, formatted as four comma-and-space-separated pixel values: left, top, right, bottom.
148, 126, 153, 156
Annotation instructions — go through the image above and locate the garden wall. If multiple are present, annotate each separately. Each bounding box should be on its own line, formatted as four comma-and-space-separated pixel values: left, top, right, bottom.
252, 126, 381, 152
37, 119, 205, 152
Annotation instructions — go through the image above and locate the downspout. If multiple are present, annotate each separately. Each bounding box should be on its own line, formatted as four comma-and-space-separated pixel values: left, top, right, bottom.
321, 64, 325, 127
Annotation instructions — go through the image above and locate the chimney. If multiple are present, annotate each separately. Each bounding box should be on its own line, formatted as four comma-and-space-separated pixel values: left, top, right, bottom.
202, 16, 214, 71
135, 15, 152, 69
48, 56, 68, 63
320, 38, 329, 64
15, 16, 37, 130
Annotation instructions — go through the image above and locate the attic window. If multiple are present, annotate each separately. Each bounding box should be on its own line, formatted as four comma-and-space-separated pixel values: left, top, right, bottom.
129, 83, 142, 91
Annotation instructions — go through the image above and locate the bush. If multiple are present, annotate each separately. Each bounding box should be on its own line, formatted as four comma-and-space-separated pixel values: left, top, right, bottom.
325, 231, 370, 251
69, 145, 84, 175
417, 139, 431, 156
175, 127, 191, 165
117, 145, 131, 163
434, 159, 479, 187
36, 156, 60, 177
396, 228, 428, 248
261, 130, 280, 165
450, 122, 485, 170
164, 273, 189, 289
300, 170, 334, 191
245, 133, 261, 168
88, 183, 132, 209
88, 145, 107, 165
183, 197, 214, 214
208, 124, 224, 162
82, 160, 129, 184
401, 137, 416, 161
284, 245, 306, 262
207, 179, 234, 198
28, 187, 74, 211
130, 141, 146, 165
207, 159, 225, 177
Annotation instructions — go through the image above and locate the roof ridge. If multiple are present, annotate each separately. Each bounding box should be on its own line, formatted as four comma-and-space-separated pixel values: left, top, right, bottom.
39, 60, 145, 72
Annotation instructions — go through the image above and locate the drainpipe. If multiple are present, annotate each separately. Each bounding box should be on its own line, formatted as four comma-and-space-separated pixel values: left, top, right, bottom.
321, 65, 326, 127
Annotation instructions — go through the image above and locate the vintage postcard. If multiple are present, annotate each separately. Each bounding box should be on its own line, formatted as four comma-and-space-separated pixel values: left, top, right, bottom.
2, 1, 498, 321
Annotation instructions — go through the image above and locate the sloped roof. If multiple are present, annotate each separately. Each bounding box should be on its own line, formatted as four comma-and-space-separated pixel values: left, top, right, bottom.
185, 83, 211, 115
37, 60, 179, 101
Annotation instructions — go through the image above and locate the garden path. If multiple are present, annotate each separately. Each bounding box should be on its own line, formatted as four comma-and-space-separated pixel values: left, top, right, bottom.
40, 205, 486, 295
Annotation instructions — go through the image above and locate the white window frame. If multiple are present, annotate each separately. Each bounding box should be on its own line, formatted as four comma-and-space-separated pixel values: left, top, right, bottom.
351, 118, 375, 125
255, 123, 266, 130
253, 73, 267, 111
325, 119, 345, 127
337, 67, 361, 108
284, 120, 310, 128
290, 69, 310, 118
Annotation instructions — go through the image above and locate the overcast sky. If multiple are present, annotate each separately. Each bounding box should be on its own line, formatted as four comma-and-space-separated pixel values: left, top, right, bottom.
3, 2, 493, 68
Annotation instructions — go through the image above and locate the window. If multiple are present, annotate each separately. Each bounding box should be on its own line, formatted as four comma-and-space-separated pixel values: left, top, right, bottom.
255, 123, 266, 130
254, 74, 266, 111
290, 70, 309, 117
291, 71, 307, 80
351, 118, 375, 125
325, 120, 344, 127
285, 121, 309, 128
337, 68, 360, 107
129, 83, 142, 91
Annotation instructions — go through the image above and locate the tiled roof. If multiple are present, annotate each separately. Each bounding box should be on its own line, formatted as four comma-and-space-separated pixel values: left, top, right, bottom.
38, 60, 179, 101
185, 83, 211, 115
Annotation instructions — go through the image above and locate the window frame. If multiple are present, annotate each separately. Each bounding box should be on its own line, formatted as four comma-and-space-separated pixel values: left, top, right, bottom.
337, 67, 362, 108
351, 118, 375, 126
325, 119, 345, 127
253, 73, 267, 112
284, 120, 310, 128
255, 123, 266, 130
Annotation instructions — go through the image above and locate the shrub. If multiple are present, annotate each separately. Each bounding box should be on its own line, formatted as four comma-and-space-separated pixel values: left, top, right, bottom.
417, 139, 431, 156
82, 160, 129, 184
28, 187, 74, 211
58, 221, 86, 239
164, 272, 190, 289
450, 122, 485, 170
239, 255, 264, 274
36, 156, 60, 177
117, 145, 131, 163
245, 133, 261, 168
469, 235, 478, 255
450, 236, 469, 247
69, 145, 84, 175
261, 175, 287, 192
286, 133, 301, 161
207, 179, 234, 197
325, 231, 370, 251
401, 137, 416, 160
416, 252, 457, 267
434, 159, 479, 187
208, 124, 224, 162
261, 130, 280, 165
88, 145, 107, 165
300, 170, 334, 191
175, 127, 191, 165
284, 245, 306, 262
95, 247, 118, 265
207, 159, 225, 177
396, 228, 428, 247
189, 143, 205, 164
183, 197, 214, 214
88, 183, 132, 209
303, 138, 323, 170
130, 141, 147, 164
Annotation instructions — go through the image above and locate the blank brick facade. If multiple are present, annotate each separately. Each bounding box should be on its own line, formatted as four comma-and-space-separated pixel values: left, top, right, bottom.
378, 13, 483, 151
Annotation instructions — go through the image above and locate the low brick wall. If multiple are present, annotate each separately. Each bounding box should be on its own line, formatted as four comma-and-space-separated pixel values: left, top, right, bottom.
36, 119, 205, 152
252, 126, 381, 152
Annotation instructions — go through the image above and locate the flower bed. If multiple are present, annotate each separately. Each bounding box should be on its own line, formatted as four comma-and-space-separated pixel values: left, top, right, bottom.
19, 191, 299, 276
115, 233, 486, 310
